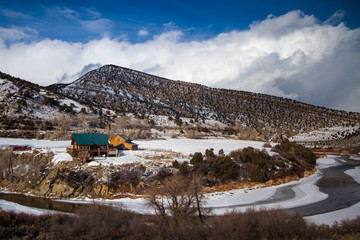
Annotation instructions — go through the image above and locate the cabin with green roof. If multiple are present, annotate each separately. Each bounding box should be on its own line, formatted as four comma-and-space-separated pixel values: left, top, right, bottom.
110, 134, 138, 150
69, 133, 110, 161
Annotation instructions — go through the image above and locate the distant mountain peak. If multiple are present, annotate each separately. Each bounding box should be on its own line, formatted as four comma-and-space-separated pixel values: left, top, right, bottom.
46, 64, 360, 141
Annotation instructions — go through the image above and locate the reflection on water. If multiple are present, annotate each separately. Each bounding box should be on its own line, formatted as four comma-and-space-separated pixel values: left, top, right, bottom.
0, 192, 87, 213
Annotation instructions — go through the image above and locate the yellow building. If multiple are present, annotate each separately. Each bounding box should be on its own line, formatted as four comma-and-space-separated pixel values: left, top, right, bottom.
110, 134, 138, 150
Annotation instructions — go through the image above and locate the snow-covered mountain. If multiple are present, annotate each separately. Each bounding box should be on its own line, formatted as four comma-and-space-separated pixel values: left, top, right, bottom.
0, 71, 88, 133
50, 64, 360, 140
1, 65, 359, 141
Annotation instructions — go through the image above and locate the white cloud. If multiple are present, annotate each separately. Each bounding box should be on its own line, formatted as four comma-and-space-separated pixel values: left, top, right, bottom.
0, 10, 359, 112
0, 9, 31, 19
59, 7, 80, 20
0, 27, 36, 45
325, 10, 346, 26
80, 18, 114, 34
48, 6, 114, 34
138, 29, 149, 36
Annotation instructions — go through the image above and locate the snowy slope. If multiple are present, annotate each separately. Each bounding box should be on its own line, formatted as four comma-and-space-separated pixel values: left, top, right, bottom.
0, 77, 89, 120
290, 125, 360, 142
53, 64, 360, 140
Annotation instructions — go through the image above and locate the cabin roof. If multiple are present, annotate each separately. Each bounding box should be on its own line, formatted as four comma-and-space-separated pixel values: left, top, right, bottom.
72, 133, 109, 145
117, 134, 133, 143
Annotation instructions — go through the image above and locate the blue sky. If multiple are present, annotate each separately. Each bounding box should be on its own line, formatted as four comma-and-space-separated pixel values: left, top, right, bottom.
0, 0, 360, 112
1, 0, 359, 43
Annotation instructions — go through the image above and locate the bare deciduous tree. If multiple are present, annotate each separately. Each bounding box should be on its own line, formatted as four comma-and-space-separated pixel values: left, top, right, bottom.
148, 174, 209, 229
50, 114, 72, 140
0, 150, 16, 179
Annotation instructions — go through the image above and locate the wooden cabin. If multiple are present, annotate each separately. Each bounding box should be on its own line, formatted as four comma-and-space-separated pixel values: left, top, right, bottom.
69, 133, 110, 161
110, 134, 138, 150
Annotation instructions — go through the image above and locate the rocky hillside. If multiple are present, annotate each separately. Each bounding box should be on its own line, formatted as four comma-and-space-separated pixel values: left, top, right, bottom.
0, 71, 91, 137
0, 72, 56, 130
50, 64, 360, 140
1, 65, 360, 141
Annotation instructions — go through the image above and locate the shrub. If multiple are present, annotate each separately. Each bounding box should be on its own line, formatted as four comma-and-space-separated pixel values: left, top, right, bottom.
154, 167, 173, 181
190, 152, 203, 166
108, 169, 141, 190
294, 144, 316, 164
186, 129, 200, 139
274, 139, 293, 152
172, 160, 180, 168
205, 148, 215, 160
66, 170, 94, 189
263, 142, 272, 148
208, 156, 239, 181
179, 162, 191, 176
249, 165, 266, 182
274, 139, 316, 165
1, 208, 360, 239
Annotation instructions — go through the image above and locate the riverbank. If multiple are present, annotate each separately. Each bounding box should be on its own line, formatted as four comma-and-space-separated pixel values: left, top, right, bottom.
1, 155, 359, 226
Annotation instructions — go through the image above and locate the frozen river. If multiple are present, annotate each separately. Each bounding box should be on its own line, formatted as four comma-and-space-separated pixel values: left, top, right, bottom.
1, 155, 360, 225
206, 156, 360, 217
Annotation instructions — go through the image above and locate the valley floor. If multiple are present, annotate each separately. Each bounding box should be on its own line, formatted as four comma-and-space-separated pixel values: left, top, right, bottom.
0, 137, 359, 226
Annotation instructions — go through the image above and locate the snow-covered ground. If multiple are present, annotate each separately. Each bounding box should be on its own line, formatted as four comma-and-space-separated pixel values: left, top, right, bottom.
306, 202, 360, 225
0, 199, 59, 216
290, 125, 360, 142
0, 137, 272, 166
0, 137, 70, 150
136, 138, 270, 155
0, 138, 359, 226
345, 167, 360, 184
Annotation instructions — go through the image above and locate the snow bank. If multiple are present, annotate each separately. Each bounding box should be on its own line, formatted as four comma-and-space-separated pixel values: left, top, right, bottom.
316, 155, 343, 169
87, 152, 150, 166
52, 152, 73, 164
208, 172, 327, 214
345, 167, 360, 184
265, 174, 327, 209
59, 197, 154, 214
350, 156, 360, 161
0, 199, 59, 216
306, 202, 360, 226
206, 187, 277, 210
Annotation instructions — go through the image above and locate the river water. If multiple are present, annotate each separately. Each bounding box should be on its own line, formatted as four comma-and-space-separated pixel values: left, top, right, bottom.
0, 156, 359, 217
0, 192, 89, 213
287, 157, 360, 216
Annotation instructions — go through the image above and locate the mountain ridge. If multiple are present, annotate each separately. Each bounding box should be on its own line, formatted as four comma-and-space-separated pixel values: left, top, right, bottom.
55, 64, 344, 112
1, 65, 359, 141
50, 64, 360, 140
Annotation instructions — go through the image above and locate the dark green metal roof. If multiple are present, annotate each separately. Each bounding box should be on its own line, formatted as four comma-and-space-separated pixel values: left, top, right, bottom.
118, 134, 132, 143
72, 133, 109, 145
